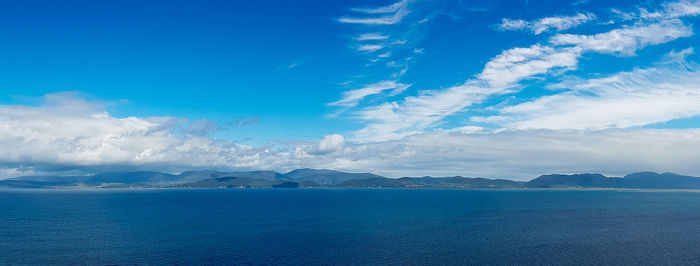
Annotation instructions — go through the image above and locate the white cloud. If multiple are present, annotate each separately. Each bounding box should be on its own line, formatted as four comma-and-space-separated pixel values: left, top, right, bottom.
483, 58, 700, 130
663, 0, 700, 17
499, 13, 596, 34
377, 52, 392, 58
571, 0, 588, 6
354, 80, 507, 141
328, 80, 410, 107
307, 129, 700, 180
357, 44, 384, 52
336, 0, 430, 111
5, 94, 700, 179
499, 19, 528, 31
0, 93, 292, 176
616, 0, 700, 20
339, 0, 410, 25
351, 0, 407, 14
550, 19, 693, 56
478, 44, 582, 87
664, 47, 695, 63
353, 44, 584, 141
354, 33, 389, 41
338, 13, 408, 25
311, 134, 346, 155
4, 94, 700, 180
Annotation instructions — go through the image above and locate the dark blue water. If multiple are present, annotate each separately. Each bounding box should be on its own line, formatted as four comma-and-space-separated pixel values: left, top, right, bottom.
3, 189, 700, 265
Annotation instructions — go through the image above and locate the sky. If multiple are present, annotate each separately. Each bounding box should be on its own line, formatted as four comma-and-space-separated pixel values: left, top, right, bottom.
2, 0, 700, 180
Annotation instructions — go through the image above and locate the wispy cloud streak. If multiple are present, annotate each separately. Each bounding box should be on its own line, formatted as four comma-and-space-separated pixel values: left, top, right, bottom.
478, 51, 700, 130
339, 0, 410, 25
498, 13, 596, 34
354, 33, 389, 41
328, 80, 410, 107
550, 19, 692, 56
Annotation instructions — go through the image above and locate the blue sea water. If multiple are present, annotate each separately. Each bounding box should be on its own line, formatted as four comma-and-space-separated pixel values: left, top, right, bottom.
2, 189, 700, 265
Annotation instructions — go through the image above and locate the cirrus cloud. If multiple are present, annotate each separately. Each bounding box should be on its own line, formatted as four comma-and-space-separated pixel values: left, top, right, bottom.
498, 13, 596, 34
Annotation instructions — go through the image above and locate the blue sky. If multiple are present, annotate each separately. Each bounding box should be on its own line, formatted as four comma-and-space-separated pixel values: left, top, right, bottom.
2, 0, 700, 179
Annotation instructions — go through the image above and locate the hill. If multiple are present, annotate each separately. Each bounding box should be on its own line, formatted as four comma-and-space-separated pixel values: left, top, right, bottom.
284, 168, 382, 185
525, 172, 700, 189
525, 174, 618, 188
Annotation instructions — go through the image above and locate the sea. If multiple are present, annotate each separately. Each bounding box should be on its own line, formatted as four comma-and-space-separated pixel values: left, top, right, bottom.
2, 188, 700, 265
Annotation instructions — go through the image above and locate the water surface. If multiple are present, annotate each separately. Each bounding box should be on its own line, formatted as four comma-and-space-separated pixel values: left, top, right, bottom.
2, 189, 700, 265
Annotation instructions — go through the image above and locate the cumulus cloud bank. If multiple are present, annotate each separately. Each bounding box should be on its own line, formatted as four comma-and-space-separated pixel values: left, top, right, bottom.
0, 93, 292, 176
3, 93, 700, 180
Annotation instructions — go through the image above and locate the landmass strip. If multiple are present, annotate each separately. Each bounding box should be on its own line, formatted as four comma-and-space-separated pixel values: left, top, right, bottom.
3, 169, 700, 190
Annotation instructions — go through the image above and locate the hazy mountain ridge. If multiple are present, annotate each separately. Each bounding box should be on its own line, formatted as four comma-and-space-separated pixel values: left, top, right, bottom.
284, 168, 382, 185
525, 172, 700, 189
2, 170, 700, 190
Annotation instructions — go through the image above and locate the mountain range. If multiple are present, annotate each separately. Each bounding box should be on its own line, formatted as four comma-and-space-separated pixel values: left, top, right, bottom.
2, 169, 700, 190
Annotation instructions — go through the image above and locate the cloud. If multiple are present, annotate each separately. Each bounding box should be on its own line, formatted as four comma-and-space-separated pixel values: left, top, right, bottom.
328, 80, 410, 107
478, 44, 582, 87
357, 44, 385, 52
335, 0, 431, 114
338, 14, 408, 25
0, 94, 291, 176
550, 19, 693, 56
354, 33, 389, 41
298, 128, 700, 179
353, 44, 584, 141
310, 134, 346, 155
479, 55, 700, 130
6, 95, 700, 180
571, 0, 588, 6
664, 47, 695, 63
353, 80, 505, 141
337, 128, 700, 179
277, 60, 305, 70
615, 0, 700, 20
498, 13, 596, 34
5, 94, 700, 180
377, 52, 392, 58
351, 0, 407, 14
662, 0, 700, 17
339, 0, 410, 25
